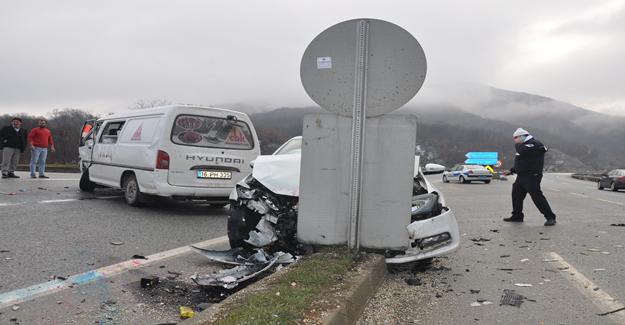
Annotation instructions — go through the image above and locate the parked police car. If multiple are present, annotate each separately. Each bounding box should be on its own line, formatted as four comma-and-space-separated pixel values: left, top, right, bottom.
442, 164, 492, 184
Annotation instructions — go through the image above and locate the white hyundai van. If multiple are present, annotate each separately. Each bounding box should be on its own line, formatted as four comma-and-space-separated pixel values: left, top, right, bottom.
78, 105, 260, 207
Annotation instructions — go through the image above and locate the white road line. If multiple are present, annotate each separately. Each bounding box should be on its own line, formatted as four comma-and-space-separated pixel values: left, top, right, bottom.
0, 196, 122, 207
544, 252, 625, 322
39, 199, 78, 204
596, 198, 625, 207
545, 187, 561, 192
0, 235, 229, 309
19, 178, 79, 181
569, 192, 588, 198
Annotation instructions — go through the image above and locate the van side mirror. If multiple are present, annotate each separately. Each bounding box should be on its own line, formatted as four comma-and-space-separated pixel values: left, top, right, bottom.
250, 160, 255, 168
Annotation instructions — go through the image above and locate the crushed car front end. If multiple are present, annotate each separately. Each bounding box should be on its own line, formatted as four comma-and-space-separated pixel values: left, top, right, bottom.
227, 147, 459, 263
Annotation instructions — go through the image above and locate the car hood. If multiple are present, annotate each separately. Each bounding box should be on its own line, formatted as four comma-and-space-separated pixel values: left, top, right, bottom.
252, 153, 431, 198
252, 154, 301, 197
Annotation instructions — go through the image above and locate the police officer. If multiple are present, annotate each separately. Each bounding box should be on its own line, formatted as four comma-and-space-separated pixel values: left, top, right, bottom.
503, 128, 557, 226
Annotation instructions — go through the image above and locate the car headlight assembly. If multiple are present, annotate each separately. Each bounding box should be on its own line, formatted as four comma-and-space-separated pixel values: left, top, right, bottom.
415, 232, 452, 250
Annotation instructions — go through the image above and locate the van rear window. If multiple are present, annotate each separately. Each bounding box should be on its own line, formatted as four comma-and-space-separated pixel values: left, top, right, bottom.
171, 115, 254, 150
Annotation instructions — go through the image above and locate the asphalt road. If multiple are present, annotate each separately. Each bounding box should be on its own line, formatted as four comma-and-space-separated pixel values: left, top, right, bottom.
0, 172, 231, 324
360, 173, 625, 325
1, 172, 624, 324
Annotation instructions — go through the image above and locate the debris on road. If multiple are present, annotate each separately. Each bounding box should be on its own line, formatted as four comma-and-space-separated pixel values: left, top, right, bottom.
470, 237, 491, 242
191, 251, 285, 289
470, 289, 481, 294
500, 289, 524, 307
520, 258, 529, 262
597, 306, 625, 316
132, 254, 148, 260
110, 241, 124, 246
514, 283, 532, 287
179, 306, 195, 319
404, 276, 422, 286
140, 276, 160, 288
11, 305, 20, 311
610, 223, 625, 227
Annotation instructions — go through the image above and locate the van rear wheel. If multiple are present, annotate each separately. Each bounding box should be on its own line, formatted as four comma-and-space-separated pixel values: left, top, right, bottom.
79, 170, 96, 192
123, 174, 145, 206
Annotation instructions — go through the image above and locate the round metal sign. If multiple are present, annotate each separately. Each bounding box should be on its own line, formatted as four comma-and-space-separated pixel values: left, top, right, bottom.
300, 18, 427, 117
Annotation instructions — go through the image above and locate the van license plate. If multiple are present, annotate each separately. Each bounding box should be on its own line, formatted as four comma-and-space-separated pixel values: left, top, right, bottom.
197, 171, 232, 179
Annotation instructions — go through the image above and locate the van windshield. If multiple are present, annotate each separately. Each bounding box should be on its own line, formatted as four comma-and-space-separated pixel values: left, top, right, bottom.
171, 115, 254, 150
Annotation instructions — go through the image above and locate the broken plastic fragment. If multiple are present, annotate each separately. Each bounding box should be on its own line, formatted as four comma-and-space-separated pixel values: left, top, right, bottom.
245, 218, 277, 247
190, 247, 248, 265
191, 252, 282, 289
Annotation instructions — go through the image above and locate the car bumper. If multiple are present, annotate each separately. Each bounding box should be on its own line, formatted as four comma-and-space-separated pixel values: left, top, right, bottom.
385, 209, 460, 264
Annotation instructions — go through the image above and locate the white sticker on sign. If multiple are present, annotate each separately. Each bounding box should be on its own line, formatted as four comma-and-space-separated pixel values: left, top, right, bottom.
317, 57, 332, 69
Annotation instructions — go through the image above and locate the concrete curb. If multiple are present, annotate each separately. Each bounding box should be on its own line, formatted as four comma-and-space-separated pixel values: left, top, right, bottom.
321, 254, 387, 325
180, 254, 387, 325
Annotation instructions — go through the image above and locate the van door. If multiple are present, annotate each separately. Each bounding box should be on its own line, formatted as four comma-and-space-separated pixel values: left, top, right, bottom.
90, 120, 126, 186
167, 114, 258, 189
78, 119, 96, 168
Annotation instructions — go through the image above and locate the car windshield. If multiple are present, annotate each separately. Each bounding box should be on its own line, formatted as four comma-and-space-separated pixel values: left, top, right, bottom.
171, 115, 254, 150
274, 138, 302, 155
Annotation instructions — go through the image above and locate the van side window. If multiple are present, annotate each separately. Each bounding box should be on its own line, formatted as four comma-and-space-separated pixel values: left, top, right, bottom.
99, 121, 126, 144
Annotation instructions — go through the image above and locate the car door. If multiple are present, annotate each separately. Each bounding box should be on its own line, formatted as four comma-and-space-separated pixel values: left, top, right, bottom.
90, 120, 126, 186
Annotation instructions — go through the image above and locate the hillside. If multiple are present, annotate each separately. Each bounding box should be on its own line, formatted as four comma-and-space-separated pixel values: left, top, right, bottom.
250, 86, 625, 172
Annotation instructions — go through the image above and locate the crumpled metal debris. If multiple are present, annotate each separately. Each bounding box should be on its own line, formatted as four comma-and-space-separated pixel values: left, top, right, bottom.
500, 289, 525, 307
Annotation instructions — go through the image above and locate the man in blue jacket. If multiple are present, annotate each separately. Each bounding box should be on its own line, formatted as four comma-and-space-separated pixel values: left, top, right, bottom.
1, 117, 28, 178
503, 128, 557, 226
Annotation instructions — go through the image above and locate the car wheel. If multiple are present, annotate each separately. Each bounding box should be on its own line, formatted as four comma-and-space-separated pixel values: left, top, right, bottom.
597, 182, 604, 190
460, 176, 469, 184
484, 180, 491, 184
227, 204, 261, 249
79, 170, 96, 192
611, 182, 618, 192
123, 174, 144, 207
442, 175, 449, 183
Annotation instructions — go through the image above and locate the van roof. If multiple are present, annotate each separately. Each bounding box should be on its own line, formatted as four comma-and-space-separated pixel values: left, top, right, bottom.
97, 105, 250, 121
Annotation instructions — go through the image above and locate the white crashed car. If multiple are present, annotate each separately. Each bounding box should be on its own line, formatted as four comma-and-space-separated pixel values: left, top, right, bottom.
228, 136, 460, 264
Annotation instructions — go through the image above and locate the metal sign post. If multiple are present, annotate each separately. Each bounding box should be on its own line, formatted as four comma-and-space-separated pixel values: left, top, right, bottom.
348, 20, 369, 250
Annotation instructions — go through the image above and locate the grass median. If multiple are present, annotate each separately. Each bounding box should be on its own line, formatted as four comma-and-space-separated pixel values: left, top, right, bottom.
214, 247, 354, 325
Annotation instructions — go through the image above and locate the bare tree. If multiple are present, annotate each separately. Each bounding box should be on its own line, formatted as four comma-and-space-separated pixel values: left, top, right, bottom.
131, 99, 172, 110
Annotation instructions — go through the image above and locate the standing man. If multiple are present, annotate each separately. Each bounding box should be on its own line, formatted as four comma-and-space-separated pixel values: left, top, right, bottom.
28, 118, 55, 179
1, 117, 28, 178
503, 128, 557, 226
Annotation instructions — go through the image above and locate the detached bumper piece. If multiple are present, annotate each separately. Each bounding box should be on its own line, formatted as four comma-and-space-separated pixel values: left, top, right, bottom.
191, 248, 296, 289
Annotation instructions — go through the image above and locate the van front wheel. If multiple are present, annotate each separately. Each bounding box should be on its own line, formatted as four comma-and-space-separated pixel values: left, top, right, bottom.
79, 170, 96, 192
123, 174, 144, 207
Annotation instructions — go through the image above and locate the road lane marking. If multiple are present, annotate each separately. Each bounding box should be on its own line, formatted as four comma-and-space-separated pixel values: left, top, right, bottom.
596, 198, 625, 207
0, 196, 122, 207
544, 252, 625, 322
19, 178, 80, 181
39, 199, 79, 203
0, 235, 229, 309
569, 192, 588, 198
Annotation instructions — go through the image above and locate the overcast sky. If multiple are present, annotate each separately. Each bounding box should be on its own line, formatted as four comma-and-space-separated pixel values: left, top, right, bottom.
1, 0, 624, 116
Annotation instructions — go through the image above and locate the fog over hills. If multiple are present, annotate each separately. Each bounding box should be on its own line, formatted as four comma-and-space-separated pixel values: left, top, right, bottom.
249, 85, 625, 172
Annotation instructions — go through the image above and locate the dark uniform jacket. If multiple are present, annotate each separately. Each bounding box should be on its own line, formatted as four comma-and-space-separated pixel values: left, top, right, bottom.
510, 137, 547, 175
0, 125, 28, 152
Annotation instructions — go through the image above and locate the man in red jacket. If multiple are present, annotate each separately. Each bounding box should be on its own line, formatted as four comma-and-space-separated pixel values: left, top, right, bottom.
28, 119, 55, 178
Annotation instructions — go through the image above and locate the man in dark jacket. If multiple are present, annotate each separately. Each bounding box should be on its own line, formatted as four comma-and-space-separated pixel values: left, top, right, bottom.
1, 117, 28, 178
503, 128, 557, 226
